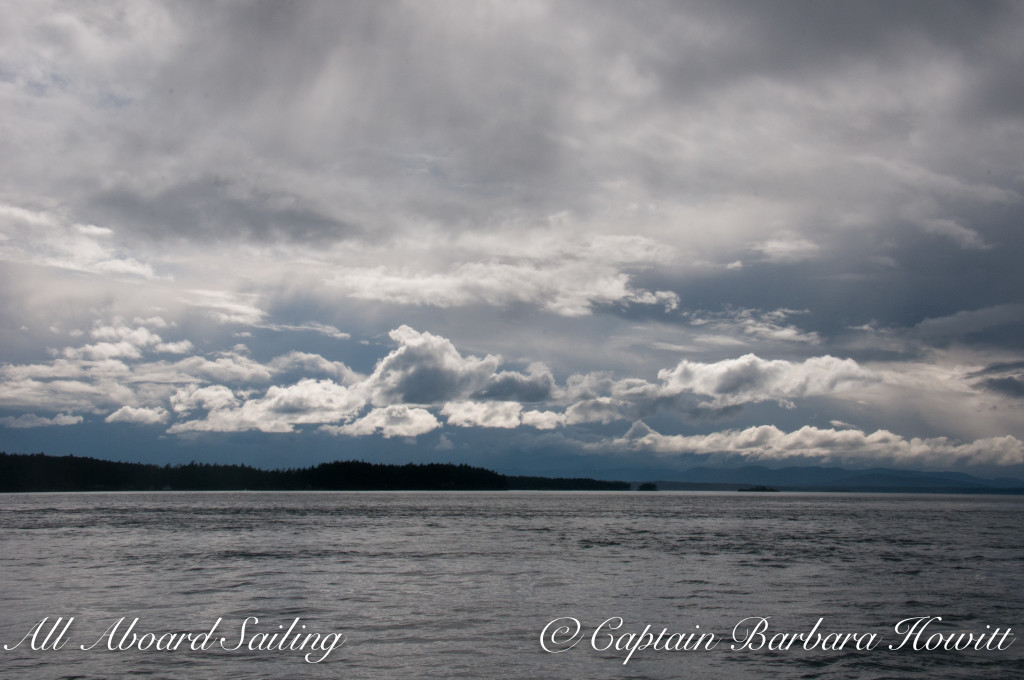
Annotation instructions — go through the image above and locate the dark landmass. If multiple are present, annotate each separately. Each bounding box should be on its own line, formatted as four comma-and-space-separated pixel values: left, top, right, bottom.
0, 452, 629, 492
505, 475, 631, 491
649, 465, 1024, 494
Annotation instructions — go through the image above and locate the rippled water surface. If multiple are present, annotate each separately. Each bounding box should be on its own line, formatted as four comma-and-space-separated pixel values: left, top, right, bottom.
1, 491, 1022, 679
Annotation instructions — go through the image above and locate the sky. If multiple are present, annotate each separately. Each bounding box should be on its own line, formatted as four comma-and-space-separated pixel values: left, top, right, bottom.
2, 1, 1023, 478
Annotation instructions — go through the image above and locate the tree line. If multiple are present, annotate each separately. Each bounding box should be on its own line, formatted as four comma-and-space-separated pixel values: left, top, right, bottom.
0, 452, 630, 492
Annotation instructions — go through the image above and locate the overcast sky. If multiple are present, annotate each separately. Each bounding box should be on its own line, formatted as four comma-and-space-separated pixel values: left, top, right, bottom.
2, 1, 1023, 477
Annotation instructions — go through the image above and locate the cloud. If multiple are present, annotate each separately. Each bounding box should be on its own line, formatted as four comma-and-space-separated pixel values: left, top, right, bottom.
967, 360, 1024, 378
170, 385, 239, 414
0, 376, 136, 413
169, 379, 363, 434
148, 329, 887, 436
0, 359, 90, 381
268, 351, 363, 385
442, 401, 523, 429
172, 352, 274, 383
752, 233, 821, 263
105, 405, 168, 424
90, 323, 163, 346
521, 410, 567, 430
325, 405, 439, 438
254, 321, 350, 339
564, 398, 628, 425
4, 316, 1019, 471
683, 308, 821, 345
257, 380, 363, 421
0, 412, 83, 428
556, 352, 880, 426
60, 320, 193, 360
965, 356, 1024, 400
471, 363, 555, 402
329, 260, 679, 317
603, 421, 1024, 468
184, 290, 266, 325
63, 341, 144, 361
365, 326, 501, 405
155, 340, 194, 354
913, 304, 1024, 345
914, 216, 990, 250
978, 377, 1024, 399
0, 204, 157, 279
658, 354, 878, 407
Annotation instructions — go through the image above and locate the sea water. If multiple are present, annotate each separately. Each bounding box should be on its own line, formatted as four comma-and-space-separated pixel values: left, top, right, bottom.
1, 491, 1021, 679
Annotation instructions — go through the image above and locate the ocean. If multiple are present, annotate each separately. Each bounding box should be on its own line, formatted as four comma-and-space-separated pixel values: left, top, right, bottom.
1, 491, 1021, 679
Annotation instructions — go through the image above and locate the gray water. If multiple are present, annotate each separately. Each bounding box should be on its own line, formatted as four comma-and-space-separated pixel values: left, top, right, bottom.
1, 491, 1021, 679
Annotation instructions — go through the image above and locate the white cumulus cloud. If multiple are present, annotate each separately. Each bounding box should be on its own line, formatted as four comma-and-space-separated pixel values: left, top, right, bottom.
658, 354, 878, 407
325, 405, 440, 438
0, 412, 83, 428
442, 401, 523, 429
605, 422, 1024, 468
105, 405, 168, 425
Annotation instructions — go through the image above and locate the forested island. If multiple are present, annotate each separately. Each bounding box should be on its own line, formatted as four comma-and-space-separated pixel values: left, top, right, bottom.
0, 452, 630, 492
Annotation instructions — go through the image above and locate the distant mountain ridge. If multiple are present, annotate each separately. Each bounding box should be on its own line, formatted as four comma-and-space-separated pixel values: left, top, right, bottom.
653, 465, 1024, 493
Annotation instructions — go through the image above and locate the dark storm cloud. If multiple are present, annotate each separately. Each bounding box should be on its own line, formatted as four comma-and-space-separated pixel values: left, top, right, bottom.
120, 1, 574, 222
471, 368, 555, 403
979, 377, 1024, 398
364, 326, 500, 405
87, 177, 356, 243
9, 0, 1020, 274
968, 360, 1024, 378
45, 0, 1013, 246
913, 304, 1024, 347
586, 0, 1010, 91
968, 360, 1024, 399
